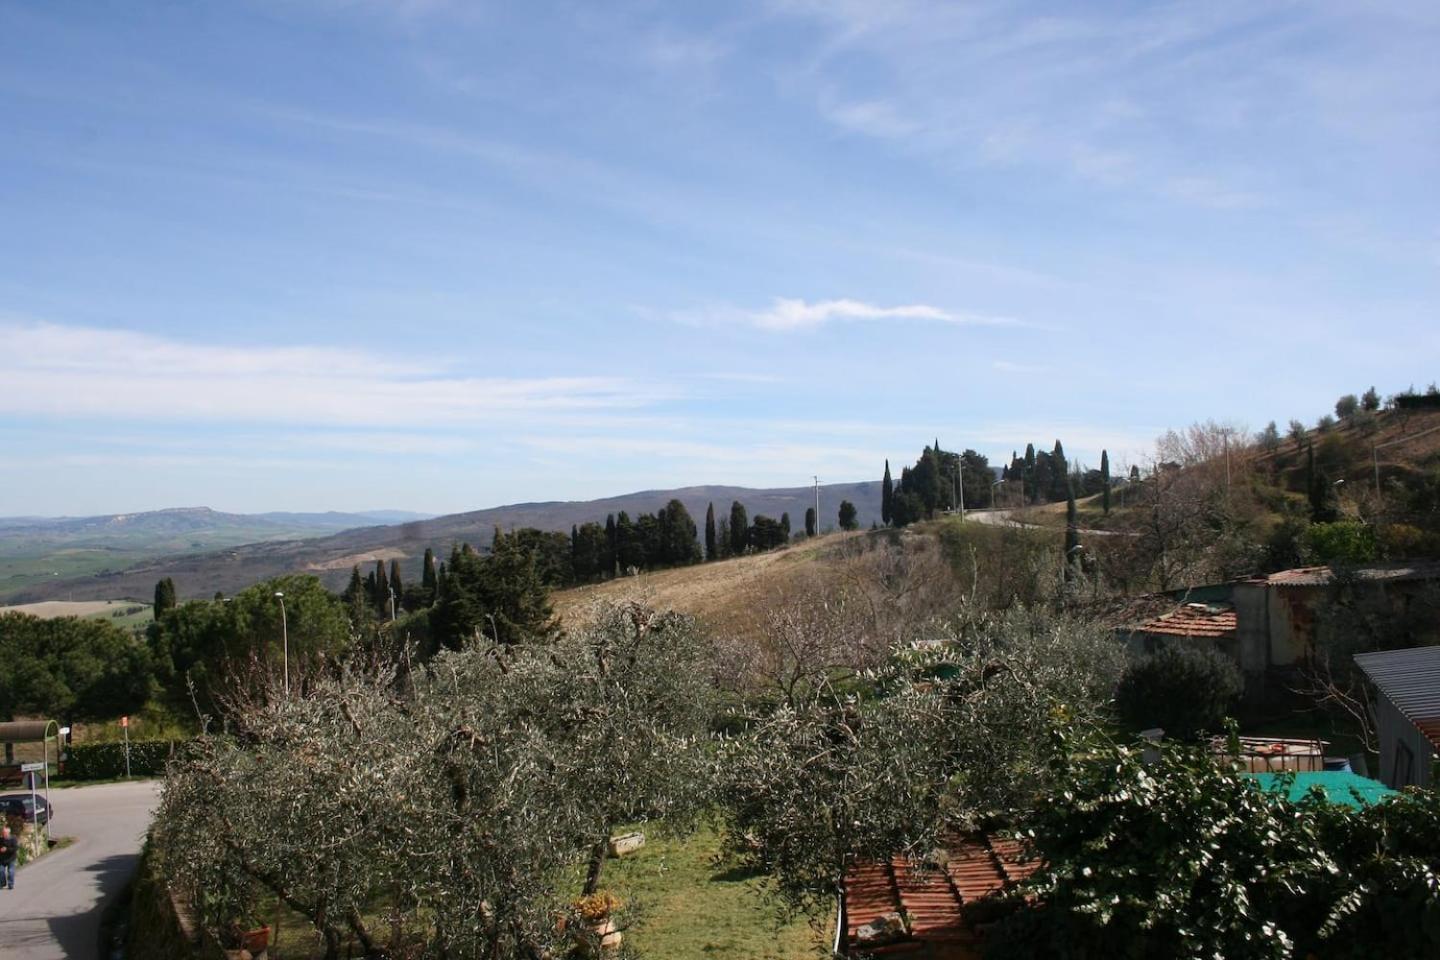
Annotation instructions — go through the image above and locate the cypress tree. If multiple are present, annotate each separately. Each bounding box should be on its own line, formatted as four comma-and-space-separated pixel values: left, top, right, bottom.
1051, 440, 1068, 502
152, 577, 177, 620
705, 503, 717, 561
375, 560, 390, 612
1024, 443, 1036, 503
343, 565, 365, 607
875, 457, 887, 526
780, 512, 791, 542
604, 514, 617, 577
882, 459, 894, 526
805, 506, 817, 537
729, 501, 748, 556
389, 559, 403, 605
1100, 449, 1111, 515
421, 547, 437, 601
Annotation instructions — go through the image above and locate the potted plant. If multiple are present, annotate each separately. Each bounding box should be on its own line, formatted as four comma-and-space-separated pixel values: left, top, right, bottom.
572, 891, 623, 954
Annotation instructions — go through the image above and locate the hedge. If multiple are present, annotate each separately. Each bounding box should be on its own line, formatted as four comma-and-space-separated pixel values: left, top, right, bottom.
64, 740, 181, 780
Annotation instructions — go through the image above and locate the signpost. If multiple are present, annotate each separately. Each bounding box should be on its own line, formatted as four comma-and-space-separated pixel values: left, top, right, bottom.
121, 715, 131, 778
20, 762, 46, 848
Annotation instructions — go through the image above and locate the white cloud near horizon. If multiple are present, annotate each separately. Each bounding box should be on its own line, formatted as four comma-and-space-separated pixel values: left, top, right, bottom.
0, 319, 668, 427
706, 297, 1020, 332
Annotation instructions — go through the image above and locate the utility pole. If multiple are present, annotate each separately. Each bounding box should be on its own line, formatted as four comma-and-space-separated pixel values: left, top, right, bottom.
275, 591, 289, 697
813, 476, 820, 535
958, 455, 966, 519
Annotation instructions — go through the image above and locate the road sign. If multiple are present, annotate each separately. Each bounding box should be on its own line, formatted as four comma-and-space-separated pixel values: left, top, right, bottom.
120, 716, 129, 728
19, 762, 44, 773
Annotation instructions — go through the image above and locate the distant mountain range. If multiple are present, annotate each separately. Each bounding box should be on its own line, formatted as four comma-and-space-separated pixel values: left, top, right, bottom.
5, 483, 881, 602
0, 506, 433, 537
0, 507, 433, 601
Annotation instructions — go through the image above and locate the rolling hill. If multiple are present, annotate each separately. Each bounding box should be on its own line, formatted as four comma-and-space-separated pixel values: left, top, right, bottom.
0, 506, 432, 601
8, 482, 882, 603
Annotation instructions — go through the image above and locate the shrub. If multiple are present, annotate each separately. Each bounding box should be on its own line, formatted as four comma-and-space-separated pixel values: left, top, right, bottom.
985, 737, 1440, 960
64, 739, 179, 780
1115, 645, 1242, 740
1304, 520, 1378, 565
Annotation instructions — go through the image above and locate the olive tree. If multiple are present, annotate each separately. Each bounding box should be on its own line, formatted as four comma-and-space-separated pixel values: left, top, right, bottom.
154, 600, 714, 958
717, 608, 1125, 920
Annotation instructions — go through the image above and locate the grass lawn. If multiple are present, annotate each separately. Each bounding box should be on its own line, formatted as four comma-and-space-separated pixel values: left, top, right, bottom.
604, 823, 824, 959
253, 823, 824, 959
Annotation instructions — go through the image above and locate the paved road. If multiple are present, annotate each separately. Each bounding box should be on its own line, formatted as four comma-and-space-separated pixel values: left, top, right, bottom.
0, 780, 161, 960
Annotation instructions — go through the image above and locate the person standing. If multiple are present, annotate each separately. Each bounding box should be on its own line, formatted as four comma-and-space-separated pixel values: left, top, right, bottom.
0, 823, 18, 890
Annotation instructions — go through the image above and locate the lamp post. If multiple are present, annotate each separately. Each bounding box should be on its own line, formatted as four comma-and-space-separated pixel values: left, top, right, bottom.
991, 479, 1004, 511
274, 591, 289, 696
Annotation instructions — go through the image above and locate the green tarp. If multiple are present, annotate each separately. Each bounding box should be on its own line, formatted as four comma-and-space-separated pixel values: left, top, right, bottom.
1247, 771, 1396, 810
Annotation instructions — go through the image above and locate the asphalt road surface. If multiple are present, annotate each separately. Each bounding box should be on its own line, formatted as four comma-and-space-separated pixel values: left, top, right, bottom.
0, 780, 161, 960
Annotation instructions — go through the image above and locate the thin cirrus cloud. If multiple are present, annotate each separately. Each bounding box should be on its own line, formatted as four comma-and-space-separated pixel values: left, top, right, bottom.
0, 319, 669, 427
706, 297, 1021, 332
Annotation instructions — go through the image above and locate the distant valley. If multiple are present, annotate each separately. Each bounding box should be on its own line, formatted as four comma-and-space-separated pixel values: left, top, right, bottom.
4, 482, 880, 602
0, 506, 432, 600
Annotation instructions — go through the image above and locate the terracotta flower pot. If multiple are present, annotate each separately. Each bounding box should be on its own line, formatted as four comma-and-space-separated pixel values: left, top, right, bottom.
240, 925, 271, 952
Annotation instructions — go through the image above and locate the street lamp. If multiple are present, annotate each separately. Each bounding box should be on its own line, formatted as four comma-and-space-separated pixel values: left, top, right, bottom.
274, 591, 289, 696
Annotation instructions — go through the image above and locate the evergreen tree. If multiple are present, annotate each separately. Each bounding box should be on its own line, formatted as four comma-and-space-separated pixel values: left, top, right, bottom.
376, 560, 390, 608
705, 502, 717, 561
604, 514, 618, 578
1361, 386, 1380, 412
342, 565, 367, 620
1259, 422, 1281, 454
838, 500, 858, 531
1130, 464, 1140, 481
1051, 440, 1069, 502
1100, 450, 1111, 516
1024, 443, 1036, 502
615, 511, 641, 572
1307, 444, 1340, 523
657, 499, 702, 566
805, 506, 817, 537
153, 577, 177, 620
421, 547, 438, 602
715, 517, 731, 560
881, 460, 893, 526
780, 512, 792, 542
729, 501, 748, 556
389, 560, 402, 603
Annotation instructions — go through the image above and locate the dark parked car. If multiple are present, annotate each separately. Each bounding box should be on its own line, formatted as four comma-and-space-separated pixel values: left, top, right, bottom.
0, 794, 52, 825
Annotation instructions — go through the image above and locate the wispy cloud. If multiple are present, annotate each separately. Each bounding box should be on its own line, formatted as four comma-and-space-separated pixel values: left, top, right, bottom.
685, 297, 1021, 332
992, 359, 1046, 374
0, 319, 669, 426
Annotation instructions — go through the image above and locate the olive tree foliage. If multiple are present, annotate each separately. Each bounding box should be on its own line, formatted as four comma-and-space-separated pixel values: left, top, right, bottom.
717, 608, 1124, 919
985, 735, 1440, 960
153, 600, 714, 958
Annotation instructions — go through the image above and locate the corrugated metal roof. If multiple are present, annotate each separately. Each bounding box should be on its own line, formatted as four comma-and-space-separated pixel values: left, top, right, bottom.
844, 833, 1040, 958
1355, 646, 1440, 750
1134, 603, 1237, 639
1255, 562, 1440, 588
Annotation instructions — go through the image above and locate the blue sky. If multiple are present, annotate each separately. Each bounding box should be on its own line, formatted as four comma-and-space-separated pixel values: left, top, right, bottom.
1, 0, 1436, 516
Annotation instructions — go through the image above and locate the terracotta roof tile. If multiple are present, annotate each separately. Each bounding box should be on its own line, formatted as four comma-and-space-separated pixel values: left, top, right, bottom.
844, 833, 1037, 958
1133, 603, 1237, 639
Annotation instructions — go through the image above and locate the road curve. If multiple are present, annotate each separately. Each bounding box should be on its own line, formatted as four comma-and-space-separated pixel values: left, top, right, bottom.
0, 780, 161, 960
